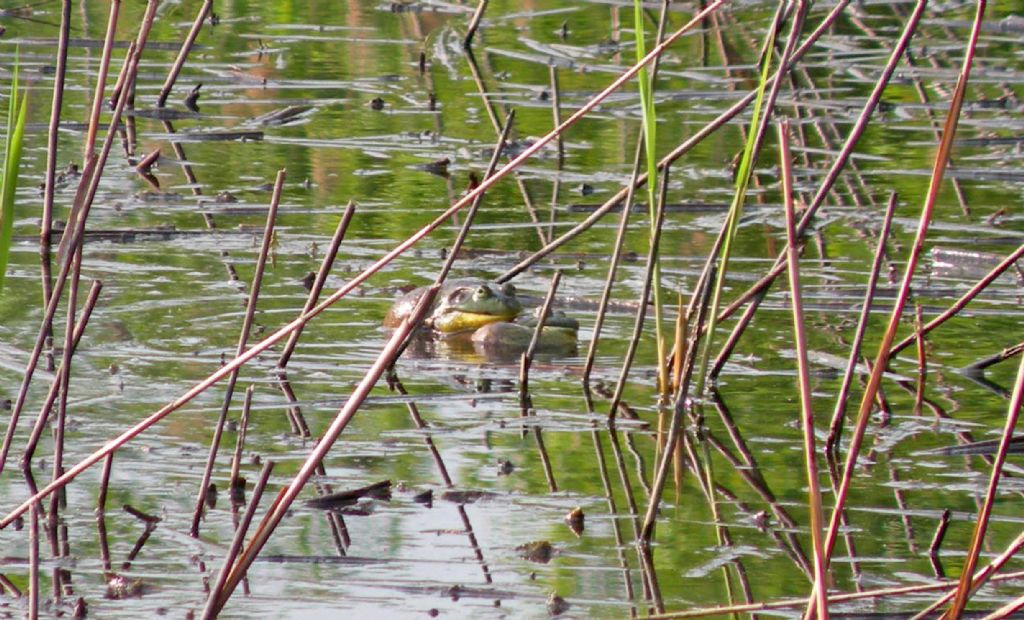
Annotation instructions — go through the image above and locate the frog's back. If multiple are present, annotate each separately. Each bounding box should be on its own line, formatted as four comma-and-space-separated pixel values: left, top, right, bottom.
383, 286, 431, 328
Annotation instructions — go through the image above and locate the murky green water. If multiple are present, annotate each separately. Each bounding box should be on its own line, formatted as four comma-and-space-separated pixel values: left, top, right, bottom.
1, 1, 1023, 617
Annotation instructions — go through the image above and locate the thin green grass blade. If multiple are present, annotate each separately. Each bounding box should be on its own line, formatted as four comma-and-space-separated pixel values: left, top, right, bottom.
694, 15, 781, 395
633, 1, 667, 393
0, 60, 27, 294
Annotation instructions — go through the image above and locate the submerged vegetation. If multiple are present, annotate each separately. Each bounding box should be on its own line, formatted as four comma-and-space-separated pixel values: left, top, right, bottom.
0, 0, 1022, 617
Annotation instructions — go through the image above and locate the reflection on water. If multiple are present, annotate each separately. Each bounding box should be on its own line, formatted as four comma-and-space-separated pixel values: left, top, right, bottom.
1, 0, 1023, 617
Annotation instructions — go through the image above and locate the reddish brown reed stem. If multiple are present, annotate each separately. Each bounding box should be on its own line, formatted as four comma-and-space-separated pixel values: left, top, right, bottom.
778, 120, 829, 620
21, 281, 102, 464
549, 65, 563, 168
40, 0, 72, 312
49, 246, 84, 527
981, 595, 1024, 619
157, 0, 212, 107
462, 0, 488, 48
607, 168, 669, 420
84, 0, 120, 156
583, 138, 644, 387
203, 460, 274, 620
229, 386, 253, 492
498, 0, 849, 285
819, 0, 982, 601
0, 2, 722, 528
715, 0, 926, 325
29, 504, 39, 619
210, 288, 440, 615
519, 270, 562, 402
278, 202, 356, 368
191, 169, 284, 537
276, 202, 355, 436
889, 243, 1024, 358
824, 193, 897, 452
950, 332, 1023, 615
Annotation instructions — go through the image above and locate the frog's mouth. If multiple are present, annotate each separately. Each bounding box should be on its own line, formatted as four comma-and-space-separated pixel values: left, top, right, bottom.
431, 310, 518, 334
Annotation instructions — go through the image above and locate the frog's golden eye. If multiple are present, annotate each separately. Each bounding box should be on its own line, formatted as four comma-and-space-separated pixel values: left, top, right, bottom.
500, 283, 516, 297
473, 285, 493, 301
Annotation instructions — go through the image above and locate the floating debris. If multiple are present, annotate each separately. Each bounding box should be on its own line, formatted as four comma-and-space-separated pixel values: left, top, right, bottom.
564, 507, 584, 537
305, 480, 393, 510
440, 489, 496, 504
105, 575, 148, 600
546, 593, 570, 616
517, 540, 555, 564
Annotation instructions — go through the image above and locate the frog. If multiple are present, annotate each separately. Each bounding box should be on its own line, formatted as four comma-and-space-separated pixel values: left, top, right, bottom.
383, 279, 522, 335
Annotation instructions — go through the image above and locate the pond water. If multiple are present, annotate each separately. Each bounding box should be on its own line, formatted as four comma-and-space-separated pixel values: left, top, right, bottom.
1, 0, 1023, 617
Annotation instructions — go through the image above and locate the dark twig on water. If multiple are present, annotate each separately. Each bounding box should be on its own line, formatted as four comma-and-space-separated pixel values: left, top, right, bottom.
964, 341, 1024, 375
928, 509, 951, 577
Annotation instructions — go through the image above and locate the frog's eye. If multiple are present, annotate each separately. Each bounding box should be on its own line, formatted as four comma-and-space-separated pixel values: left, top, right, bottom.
473, 285, 493, 300
500, 283, 516, 297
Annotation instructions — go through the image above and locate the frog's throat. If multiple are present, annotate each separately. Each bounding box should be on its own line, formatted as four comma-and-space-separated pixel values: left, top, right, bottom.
432, 311, 517, 334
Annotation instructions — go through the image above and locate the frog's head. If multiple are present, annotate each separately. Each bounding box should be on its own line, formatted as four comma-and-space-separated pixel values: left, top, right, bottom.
430, 282, 522, 334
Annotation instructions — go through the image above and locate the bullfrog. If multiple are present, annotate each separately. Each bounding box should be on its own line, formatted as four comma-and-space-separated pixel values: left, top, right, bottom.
383, 279, 522, 334
383, 280, 579, 358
